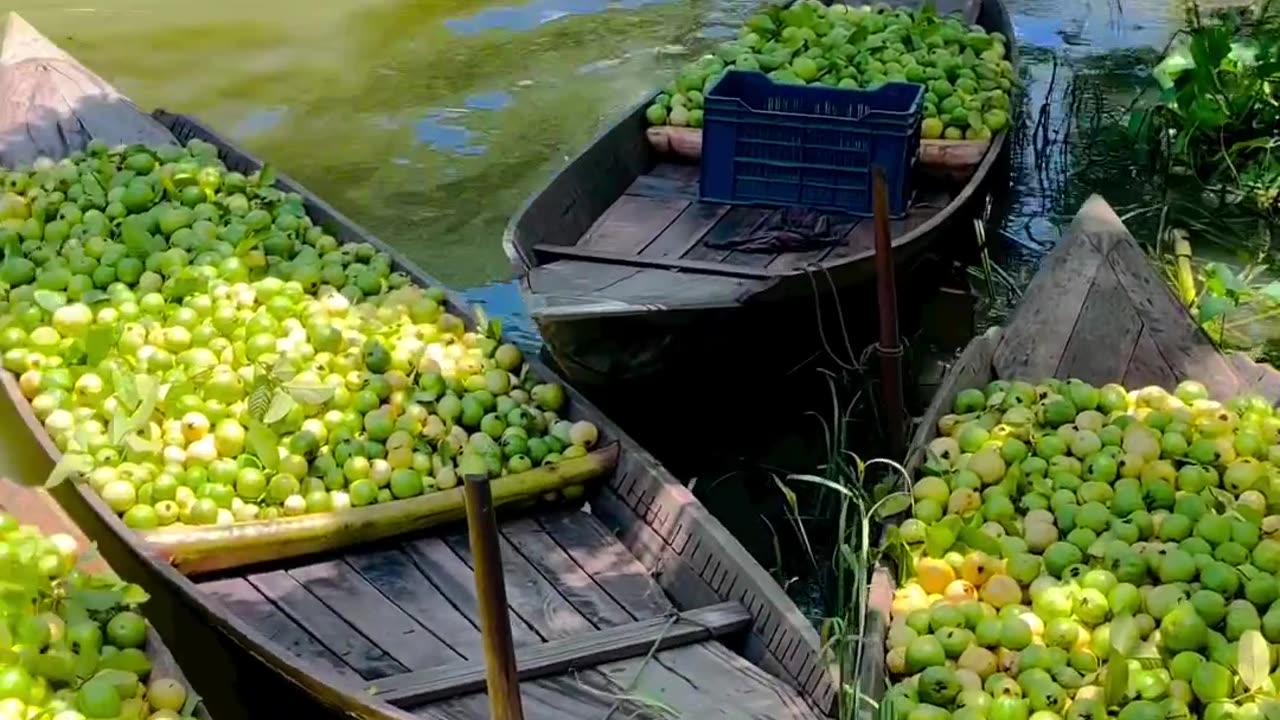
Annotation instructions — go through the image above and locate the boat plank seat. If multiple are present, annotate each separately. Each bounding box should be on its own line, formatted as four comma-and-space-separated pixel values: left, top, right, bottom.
535, 160, 956, 278
195, 509, 813, 716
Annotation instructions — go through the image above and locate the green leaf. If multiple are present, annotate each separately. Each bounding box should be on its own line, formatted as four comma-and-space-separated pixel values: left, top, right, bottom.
1104, 650, 1129, 708
67, 587, 123, 612
285, 382, 336, 406
1239, 629, 1271, 691
110, 367, 139, 412
247, 379, 272, 421
246, 420, 279, 470
1259, 699, 1280, 720
234, 231, 260, 256
1109, 615, 1139, 655
182, 690, 204, 718
33, 289, 66, 313
85, 325, 117, 366
92, 668, 139, 689
257, 164, 277, 188
79, 289, 108, 306
263, 390, 297, 425
488, 317, 503, 340
1198, 294, 1235, 324
45, 453, 89, 489
873, 492, 912, 519
124, 434, 160, 457
126, 376, 160, 435
1260, 282, 1280, 304
120, 583, 150, 606
925, 524, 958, 559
958, 525, 1003, 557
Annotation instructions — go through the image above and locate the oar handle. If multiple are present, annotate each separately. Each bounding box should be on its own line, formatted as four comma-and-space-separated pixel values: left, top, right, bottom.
464, 473, 525, 720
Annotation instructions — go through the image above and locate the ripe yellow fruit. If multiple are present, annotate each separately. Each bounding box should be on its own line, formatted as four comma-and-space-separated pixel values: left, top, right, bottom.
956, 668, 983, 692
980, 574, 1022, 608
892, 584, 929, 617
958, 645, 998, 678
917, 558, 957, 595
886, 647, 907, 674
945, 579, 978, 602
961, 552, 1003, 587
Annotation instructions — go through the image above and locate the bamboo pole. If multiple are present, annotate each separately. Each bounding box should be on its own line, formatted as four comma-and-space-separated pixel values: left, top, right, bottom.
140, 444, 618, 575
872, 167, 906, 458
464, 473, 525, 720
1171, 228, 1196, 307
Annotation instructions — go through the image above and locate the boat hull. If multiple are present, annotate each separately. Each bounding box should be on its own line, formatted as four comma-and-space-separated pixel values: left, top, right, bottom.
512, 0, 1017, 389
533, 150, 1008, 388
856, 195, 1280, 720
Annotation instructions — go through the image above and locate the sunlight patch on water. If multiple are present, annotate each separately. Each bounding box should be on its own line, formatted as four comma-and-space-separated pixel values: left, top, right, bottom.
229, 106, 287, 139
463, 91, 514, 111
445, 0, 670, 35
414, 111, 488, 156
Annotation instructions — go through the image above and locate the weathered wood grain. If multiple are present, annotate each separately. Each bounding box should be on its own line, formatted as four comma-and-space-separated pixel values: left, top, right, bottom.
288, 561, 464, 669
1056, 262, 1144, 384
245, 570, 409, 680
0, 13, 174, 167
641, 202, 730, 258
447, 532, 596, 640
402, 537, 544, 646
346, 549, 485, 661
539, 510, 674, 620
682, 206, 772, 262
200, 576, 364, 683
1122, 327, 1179, 390
994, 195, 1126, 380
579, 195, 688, 254
502, 517, 635, 629
370, 602, 751, 708
1104, 229, 1240, 398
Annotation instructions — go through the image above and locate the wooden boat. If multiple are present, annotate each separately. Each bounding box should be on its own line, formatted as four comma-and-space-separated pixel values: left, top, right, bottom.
504, 0, 1018, 386
0, 477, 214, 720
0, 13, 836, 720
853, 194, 1280, 706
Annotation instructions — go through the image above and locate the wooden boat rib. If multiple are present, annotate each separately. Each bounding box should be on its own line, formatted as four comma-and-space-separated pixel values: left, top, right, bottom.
0, 477, 214, 720
504, 0, 1017, 385
856, 194, 1280, 704
0, 13, 836, 720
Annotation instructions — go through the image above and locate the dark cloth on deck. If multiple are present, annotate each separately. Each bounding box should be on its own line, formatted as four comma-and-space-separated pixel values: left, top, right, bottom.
703, 207, 857, 254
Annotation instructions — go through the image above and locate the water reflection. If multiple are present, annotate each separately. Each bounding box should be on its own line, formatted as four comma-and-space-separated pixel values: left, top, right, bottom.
446, 0, 672, 35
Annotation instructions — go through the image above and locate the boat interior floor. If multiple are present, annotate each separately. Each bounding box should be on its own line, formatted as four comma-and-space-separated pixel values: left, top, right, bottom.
198, 508, 821, 720
530, 162, 953, 280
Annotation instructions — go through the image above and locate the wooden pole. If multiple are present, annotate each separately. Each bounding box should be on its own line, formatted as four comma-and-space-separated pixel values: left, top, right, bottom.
463, 474, 525, 720
871, 167, 906, 458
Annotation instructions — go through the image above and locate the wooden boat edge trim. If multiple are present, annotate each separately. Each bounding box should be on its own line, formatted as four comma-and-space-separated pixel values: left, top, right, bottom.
592, 450, 839, 714
369, 600, 751, 707
139, 444, 619, 576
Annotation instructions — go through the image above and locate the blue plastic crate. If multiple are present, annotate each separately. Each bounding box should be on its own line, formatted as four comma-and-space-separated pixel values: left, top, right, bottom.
699, 71, 923, 218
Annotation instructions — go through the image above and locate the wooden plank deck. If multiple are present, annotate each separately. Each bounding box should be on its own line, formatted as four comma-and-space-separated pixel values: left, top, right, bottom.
550, 161, 956, 276
196, 509, 818, 718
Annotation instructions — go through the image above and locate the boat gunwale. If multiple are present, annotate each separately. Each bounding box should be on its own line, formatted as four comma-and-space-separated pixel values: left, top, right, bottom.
0, 22, 838, 716
501, 0, 1020, 282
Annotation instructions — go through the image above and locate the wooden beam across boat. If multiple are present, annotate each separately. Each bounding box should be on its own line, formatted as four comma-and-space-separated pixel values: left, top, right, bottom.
0, 13, 836, 720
